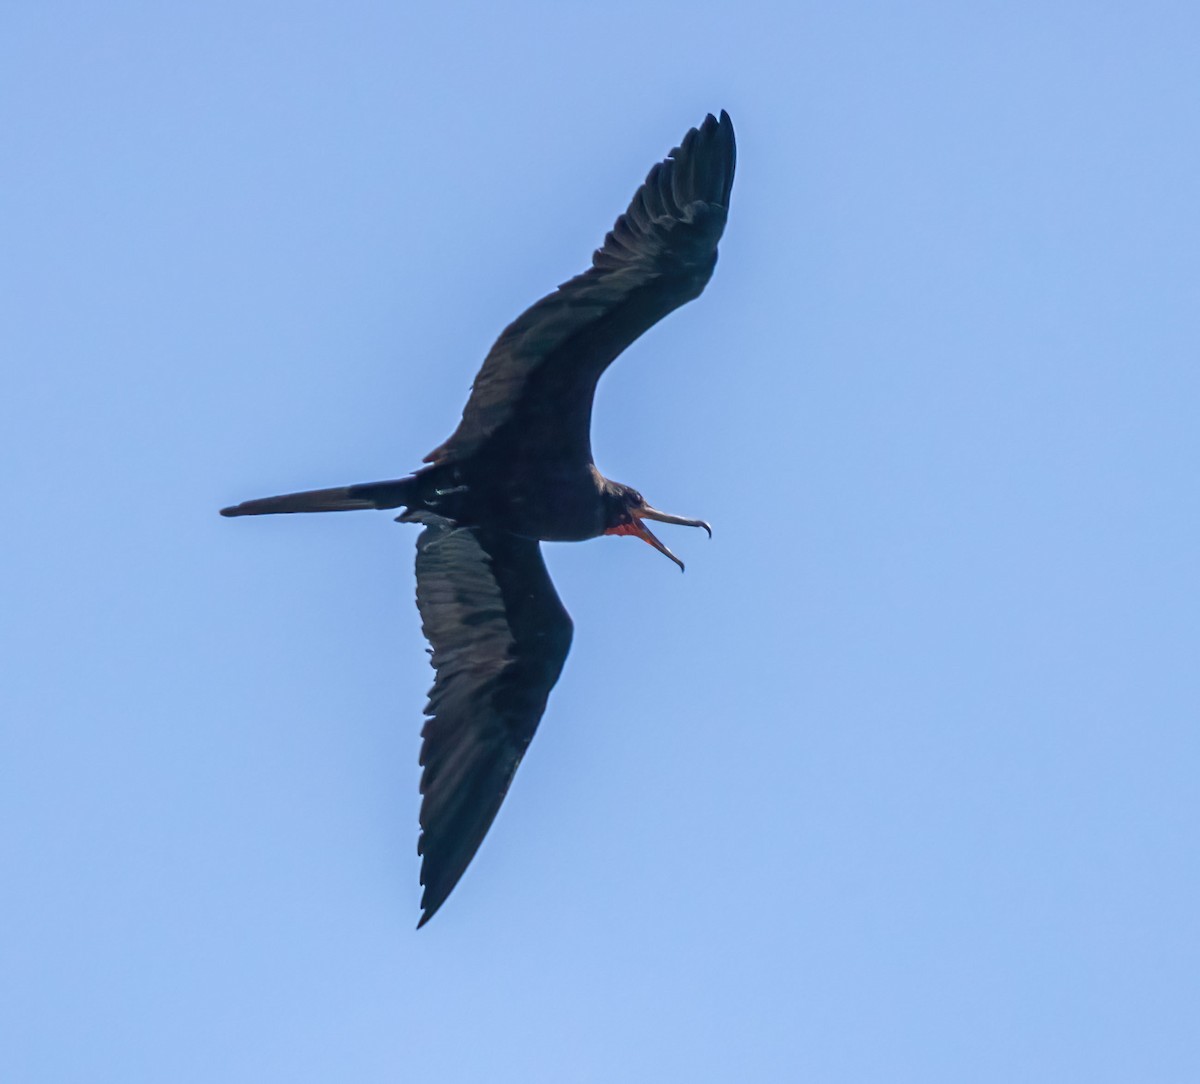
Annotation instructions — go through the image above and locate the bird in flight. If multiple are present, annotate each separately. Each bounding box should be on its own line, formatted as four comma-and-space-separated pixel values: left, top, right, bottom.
222, 111, 736, 926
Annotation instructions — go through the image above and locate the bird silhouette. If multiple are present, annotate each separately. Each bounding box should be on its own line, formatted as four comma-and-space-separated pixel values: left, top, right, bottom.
222, 111, 736, 925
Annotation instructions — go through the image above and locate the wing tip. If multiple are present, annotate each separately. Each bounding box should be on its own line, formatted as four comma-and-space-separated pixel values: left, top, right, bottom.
665, 109, 736, 212
416, 865, 453, 929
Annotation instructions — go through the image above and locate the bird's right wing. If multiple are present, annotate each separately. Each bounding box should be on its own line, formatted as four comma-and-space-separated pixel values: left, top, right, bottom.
423, 111, 736, 469
405, 512, 574, 927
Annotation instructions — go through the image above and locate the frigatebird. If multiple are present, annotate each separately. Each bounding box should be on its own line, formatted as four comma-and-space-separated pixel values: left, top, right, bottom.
222, 111, 736, 926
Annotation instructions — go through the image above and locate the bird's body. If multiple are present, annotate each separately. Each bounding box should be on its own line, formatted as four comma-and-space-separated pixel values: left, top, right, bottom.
410, 458, 619, 543
222, 111, 736, 925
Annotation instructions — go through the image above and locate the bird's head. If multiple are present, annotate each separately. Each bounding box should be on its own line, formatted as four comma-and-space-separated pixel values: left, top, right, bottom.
602, 482, 711, 572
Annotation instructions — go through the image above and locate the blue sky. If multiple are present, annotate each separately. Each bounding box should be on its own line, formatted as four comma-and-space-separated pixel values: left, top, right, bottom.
3, 3, 1198, 1080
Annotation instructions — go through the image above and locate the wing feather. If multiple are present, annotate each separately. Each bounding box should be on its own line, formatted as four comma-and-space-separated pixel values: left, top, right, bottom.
424, 111, 736, 468
407, 513, 573, 926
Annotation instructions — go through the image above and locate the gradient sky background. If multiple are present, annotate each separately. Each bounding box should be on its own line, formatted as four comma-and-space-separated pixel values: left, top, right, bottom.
3, 3, 1198, 1081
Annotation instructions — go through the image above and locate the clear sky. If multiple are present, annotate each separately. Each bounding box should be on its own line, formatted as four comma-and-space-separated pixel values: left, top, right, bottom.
3, 3, 1198, 1081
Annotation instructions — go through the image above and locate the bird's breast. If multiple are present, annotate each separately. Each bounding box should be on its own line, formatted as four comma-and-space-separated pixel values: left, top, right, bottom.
456, 461, 607, 542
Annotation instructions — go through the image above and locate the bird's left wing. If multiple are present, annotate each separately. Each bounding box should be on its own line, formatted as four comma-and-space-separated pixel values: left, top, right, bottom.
424, 110, 736, 469
404, 512, 574, 926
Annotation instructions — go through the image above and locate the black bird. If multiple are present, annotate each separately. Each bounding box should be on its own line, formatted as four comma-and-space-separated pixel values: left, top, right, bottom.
222, 111, 736, 926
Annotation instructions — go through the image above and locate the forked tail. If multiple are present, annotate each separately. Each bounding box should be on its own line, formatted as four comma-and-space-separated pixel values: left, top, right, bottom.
219, 477, 416, 517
